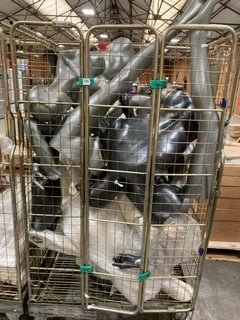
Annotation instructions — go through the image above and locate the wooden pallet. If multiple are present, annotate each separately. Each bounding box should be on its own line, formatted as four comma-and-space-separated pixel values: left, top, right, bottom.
224, 140, 240, 160
228, 123, 240, 139
207, 241, 240, 262
208, 241, 240, 250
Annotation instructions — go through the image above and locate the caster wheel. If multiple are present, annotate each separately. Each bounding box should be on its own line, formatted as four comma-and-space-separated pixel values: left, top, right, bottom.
173, 312, 189, 320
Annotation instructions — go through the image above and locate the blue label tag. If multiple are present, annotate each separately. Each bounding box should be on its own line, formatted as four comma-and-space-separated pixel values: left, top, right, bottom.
198, 246, 205, 256
221, 98, 227, 108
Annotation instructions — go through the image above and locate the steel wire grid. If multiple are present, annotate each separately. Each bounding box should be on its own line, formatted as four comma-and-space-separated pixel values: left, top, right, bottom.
83, 24, 237, 316
0, 24, 27, 316
82, 25, 161, 314
140, 24, 237, 314
9, 21, 93, 319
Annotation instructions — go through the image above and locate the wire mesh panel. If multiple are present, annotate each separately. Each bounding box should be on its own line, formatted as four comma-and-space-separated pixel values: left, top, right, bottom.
77, 24, 236, 317
9, 21, 96, 318
48, 24, 161, 314
0, 24, 27, 315
81, 25, 161, 313
139, 24, 237, 314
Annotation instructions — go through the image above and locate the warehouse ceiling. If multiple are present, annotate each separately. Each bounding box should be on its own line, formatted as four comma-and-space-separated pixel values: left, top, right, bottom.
0, 0, 239, 43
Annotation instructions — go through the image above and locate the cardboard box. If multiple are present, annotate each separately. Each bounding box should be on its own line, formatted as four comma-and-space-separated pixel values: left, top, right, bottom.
210, 164, 240, 242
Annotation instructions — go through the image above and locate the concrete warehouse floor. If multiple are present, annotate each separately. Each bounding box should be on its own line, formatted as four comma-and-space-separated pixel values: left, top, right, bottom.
96, 260, 240, 320
0, 259, 239, 320
191, 259, 239, 320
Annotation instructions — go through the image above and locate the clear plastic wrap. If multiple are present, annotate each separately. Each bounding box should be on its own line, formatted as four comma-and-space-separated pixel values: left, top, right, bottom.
0, 184, 27, 285
29, 174, 201, 304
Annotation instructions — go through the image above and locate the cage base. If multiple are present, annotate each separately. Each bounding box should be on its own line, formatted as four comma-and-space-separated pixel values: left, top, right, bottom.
0, 299, 23, 314
28, 302, 96, 319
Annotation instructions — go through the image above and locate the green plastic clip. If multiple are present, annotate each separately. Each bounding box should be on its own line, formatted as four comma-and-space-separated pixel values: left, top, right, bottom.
138, 271, 151, 281
150, 79, 168, 89
79, 264, 93, 273
78, 77, 94, 87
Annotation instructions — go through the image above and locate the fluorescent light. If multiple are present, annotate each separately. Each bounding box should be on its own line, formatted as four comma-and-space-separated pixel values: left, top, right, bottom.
24, 0, 90, 35
99, 34, 108, 39
82, 8, 95, 15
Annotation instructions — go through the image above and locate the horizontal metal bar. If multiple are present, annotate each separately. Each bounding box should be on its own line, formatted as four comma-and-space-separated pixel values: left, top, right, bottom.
28, 302, 95, 318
